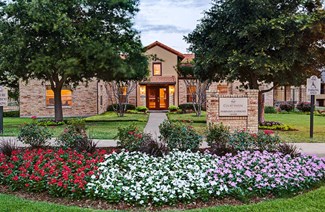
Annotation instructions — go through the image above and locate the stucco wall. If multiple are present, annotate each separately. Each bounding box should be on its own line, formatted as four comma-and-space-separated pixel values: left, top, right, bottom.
146, 45, 179, 106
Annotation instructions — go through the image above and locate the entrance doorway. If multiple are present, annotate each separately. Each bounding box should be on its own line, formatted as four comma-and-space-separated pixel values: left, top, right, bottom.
147, 86, 168, 110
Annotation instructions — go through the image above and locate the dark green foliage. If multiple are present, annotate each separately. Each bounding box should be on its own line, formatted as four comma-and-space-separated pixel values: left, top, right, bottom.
18, 123, 52, 148
56, 118, 96, 153
37, 119, 65, 126
138, 137, 168, 157
168, 105, 179, 112
3, 111, 19, 117
296, 102, 312, 112
178, 103, 197, 113
159, 120, 202, 151
115, 124, 147, 151
280, 102, 294, 112
0, 138, 18, 157
135, 106, 148, 113
277, 143, 301, 158
186, 0, 325, 122
264, 106, 277, 114
107, 104, 136, 112
206, 123, 230, 147
0, 0, 147, 121
228, 130, 281, 152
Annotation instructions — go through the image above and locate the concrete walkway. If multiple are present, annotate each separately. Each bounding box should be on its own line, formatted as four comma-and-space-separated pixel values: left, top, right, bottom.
144, 112, 167, 138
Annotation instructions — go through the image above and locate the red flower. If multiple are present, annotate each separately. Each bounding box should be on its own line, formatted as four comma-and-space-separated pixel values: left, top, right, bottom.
12, 176, 19, 181
264, 130, 274, 135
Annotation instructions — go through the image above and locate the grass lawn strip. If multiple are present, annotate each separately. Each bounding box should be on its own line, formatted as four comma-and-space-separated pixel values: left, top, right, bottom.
0, 112, 149, 139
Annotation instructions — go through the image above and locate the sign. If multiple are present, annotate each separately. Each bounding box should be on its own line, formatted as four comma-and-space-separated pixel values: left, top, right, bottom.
307, 75, 321, 95
0, 86, 8, 107
219, 97, 248, 116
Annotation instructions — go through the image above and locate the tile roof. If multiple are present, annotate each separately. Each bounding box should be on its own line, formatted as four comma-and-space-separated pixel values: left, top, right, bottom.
146, 41, 185, 59
140, 76, 176, 85
181, 53, 195, 63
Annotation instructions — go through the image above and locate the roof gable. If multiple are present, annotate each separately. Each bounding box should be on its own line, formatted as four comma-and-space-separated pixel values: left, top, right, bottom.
146, 41, 185, 59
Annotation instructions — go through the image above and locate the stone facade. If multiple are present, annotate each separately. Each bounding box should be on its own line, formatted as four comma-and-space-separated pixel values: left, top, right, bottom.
206, 90, 259, 133
20, 79, 100, 118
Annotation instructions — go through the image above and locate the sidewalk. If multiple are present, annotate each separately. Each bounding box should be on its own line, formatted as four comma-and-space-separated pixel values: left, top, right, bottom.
1, 112, 325, 157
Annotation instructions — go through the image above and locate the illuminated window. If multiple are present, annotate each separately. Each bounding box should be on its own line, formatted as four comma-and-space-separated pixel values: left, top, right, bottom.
187, 85, 196, 102
119, 86, 127, 103
46, 85, 72, 107
153, 63, 162, 76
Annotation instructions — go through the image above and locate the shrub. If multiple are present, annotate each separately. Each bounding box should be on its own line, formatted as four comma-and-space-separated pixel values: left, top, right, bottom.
178, 103, 197, 113
159, 120, 202, 151
0, 138, 18, 157
168, 105, 178, 112
67, 118, 86, 133
255, 130, 281, 151
115, 124, 147, 151
279, 102, 294, 112
135, 106, 148, 113
107, 104, 135, 112
37, 119, 65, 126
3, 110, 19, 117
18, 123, 52, 148
56, 126, 86, 149
139, 136, 168, 157
264, 106, 277, 114
277, 143, 301, 158
296, 102, 311, 112
228, 130, 256, 151
206, 123, 230, 147
259, 121, 295, 131
74, 138, 98, 154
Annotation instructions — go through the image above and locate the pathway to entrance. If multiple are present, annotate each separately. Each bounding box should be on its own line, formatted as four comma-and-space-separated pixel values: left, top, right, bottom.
144, 112, 167, 138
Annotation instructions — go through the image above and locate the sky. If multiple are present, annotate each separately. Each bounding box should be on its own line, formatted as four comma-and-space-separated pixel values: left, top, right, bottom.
134, 0, 212, 53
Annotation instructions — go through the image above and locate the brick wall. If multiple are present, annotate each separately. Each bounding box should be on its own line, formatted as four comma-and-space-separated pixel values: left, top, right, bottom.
206, 90, 259, 133
20, 79, 98, 118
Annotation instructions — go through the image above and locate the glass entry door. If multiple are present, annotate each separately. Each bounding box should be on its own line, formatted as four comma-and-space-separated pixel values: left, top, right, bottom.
147, 86, 168, 110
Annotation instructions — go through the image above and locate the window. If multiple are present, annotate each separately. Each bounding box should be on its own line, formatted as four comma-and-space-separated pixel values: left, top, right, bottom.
152, 63, 162, 76
46, 85, 72, 107
119, 86, 127, 103
187, 85, 196, 102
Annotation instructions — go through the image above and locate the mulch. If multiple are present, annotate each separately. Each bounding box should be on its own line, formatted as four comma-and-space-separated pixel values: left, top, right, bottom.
0, 185, 274, 211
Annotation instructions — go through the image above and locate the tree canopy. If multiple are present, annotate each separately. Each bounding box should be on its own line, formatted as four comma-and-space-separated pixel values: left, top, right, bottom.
0, 0, 148, 121
186, 0, 325, 122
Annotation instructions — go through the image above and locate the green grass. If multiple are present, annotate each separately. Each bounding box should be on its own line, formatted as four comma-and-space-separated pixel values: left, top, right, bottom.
188, 186, 325, 212
0, 186, 324, 211
167, 112, 207, 134
168, 112, 325, 142
0, 112, 148, 139
265, 113, 325, 142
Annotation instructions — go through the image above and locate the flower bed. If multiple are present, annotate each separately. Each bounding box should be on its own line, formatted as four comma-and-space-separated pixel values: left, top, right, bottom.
0, 149, 324, 206
0, 148, 107, 198
87, 151, 325, 205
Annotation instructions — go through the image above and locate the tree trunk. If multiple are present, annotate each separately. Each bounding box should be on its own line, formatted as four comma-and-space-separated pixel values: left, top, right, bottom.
53, 87, 63, 122
258, 91, 265, 124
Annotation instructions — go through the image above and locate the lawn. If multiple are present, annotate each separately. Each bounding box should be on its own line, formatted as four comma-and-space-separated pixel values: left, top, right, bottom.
167, 112, 207, 135
0, 112, 148, 139
265, 113, 325, 143
0, 186, 324, 211
168, 112, 325, 143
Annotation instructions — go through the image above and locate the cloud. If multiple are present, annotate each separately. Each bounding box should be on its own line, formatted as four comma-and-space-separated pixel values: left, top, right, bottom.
139, 24, 191, 34
134, 0, 212, 52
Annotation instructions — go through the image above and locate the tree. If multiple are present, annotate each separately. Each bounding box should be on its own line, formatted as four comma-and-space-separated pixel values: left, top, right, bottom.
176, 61, 211, 117
186, 0, 325, 123
0, 0, 147, 121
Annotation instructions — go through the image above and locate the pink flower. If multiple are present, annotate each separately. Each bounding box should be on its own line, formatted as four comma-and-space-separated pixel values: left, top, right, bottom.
31, 116, 37, 119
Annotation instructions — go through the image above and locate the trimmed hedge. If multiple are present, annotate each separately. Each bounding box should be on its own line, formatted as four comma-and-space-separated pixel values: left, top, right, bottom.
107, 104, 135, 112
3, 110, 19, 117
